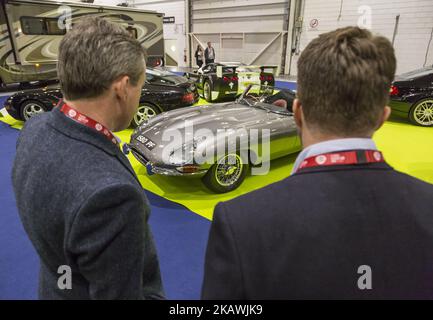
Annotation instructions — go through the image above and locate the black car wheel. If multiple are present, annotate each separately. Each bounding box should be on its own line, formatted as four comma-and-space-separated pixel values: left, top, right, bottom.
409, 98, 433, 127
202, 153, 249, 193
203, 80, 213, 102
21, 100, 47, 121
132, 103, 160, 128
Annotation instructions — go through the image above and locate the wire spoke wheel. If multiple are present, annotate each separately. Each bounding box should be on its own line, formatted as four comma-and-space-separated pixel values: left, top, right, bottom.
203, 152, 249, 193
215, 154, 243, 187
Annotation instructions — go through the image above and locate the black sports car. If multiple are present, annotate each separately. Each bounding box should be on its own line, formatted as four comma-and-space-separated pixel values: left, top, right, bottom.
3, 68, 199, 127
185, 63, 276, 102
389, 66, 433, 127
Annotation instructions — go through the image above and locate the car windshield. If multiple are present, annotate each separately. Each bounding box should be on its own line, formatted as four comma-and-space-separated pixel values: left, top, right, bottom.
236, 84, 290, 115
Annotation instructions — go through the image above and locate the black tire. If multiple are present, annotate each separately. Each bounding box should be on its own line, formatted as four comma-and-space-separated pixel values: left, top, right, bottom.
20, 100, 47, 121
409, 98, 433, 127
203, 80, 213, 102
202, 153, 249, 193
131, 103, 160, 128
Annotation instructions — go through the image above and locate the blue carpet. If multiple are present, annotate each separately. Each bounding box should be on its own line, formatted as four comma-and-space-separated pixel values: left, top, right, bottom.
0, 121, 39, 300
0, 118, 210, 300
145, 191, 210, 300
275, 80, 297, 91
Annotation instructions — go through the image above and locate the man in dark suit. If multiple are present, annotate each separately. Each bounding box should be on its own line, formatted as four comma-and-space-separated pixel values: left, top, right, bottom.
204, 42, 215, 65
12, 17, 164, 299
202, 27, 433, 299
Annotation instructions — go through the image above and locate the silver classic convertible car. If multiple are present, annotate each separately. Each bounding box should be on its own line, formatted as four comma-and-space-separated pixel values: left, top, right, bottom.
129, 85, 301, 193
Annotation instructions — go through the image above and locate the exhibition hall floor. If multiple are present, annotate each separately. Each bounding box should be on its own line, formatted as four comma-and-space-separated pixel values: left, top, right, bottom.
1, 81, 432, 299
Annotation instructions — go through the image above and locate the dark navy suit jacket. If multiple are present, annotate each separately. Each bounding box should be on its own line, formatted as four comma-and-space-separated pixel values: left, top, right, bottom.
202, 162, 433, 299
12, 108, 164, 299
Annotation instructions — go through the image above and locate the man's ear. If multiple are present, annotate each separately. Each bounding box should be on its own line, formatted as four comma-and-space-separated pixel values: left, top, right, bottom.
113, 75, 130, 101
292, 98, 303, 129
376, 106, 391, 130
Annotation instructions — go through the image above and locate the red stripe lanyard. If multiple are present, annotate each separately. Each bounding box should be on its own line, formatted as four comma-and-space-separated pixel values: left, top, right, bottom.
297, 150, 384, 172
59, 102, 119, 146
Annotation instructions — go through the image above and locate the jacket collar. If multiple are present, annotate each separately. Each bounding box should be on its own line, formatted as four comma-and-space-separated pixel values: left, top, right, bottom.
48, 107, 139, 183
293, 161, 393, 176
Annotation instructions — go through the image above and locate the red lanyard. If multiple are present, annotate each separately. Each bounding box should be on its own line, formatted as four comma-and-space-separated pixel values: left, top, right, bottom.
59, 102, 119, 146
297, 150, 384, 172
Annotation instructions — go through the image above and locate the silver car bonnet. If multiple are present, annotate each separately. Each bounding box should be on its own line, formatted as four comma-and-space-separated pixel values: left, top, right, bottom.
130, 101, 296, 164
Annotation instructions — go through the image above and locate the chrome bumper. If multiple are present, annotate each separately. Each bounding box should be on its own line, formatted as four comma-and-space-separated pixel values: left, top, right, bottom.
150, 164, 207, 177
130, 148, 207, 177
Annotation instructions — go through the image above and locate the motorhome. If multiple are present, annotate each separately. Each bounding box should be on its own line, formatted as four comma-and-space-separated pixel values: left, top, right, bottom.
0, 0, 164, 85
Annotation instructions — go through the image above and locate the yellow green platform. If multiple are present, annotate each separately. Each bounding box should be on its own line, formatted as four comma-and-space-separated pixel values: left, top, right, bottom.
1, 102, 432, 220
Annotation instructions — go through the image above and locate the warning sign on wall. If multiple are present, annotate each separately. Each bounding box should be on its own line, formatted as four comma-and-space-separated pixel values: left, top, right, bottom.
309, 18, 319, 31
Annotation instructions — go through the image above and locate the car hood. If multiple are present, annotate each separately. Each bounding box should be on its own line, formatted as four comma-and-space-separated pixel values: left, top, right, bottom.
162, 75, 191, 85
15, 84, 61, 96
130, 101, 289, 162
148, 76, 193, 88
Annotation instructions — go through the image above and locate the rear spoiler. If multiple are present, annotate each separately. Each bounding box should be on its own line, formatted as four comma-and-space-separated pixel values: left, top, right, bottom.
241, 65, 279, 72
216, 65, 278, 78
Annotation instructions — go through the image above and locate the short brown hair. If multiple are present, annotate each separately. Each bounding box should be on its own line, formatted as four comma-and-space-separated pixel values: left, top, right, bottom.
297, 27, 396, 136
58, 17, 146, 101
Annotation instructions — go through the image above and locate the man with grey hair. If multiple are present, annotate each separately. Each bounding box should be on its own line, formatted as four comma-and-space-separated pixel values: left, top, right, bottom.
12, 17, 164, 299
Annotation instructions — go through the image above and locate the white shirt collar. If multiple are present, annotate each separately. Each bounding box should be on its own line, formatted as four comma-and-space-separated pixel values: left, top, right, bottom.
291, 138, 377, 174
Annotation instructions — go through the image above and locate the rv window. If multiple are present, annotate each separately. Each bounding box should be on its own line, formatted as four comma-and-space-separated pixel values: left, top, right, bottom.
21, 17, 45, 35
46, 18, 66, 35
20, 17, 66, 35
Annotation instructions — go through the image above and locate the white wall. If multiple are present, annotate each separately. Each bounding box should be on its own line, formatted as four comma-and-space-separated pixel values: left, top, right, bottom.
191, 0, 289, 69
192, 0, 285, 33
289, 0, 433, 75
